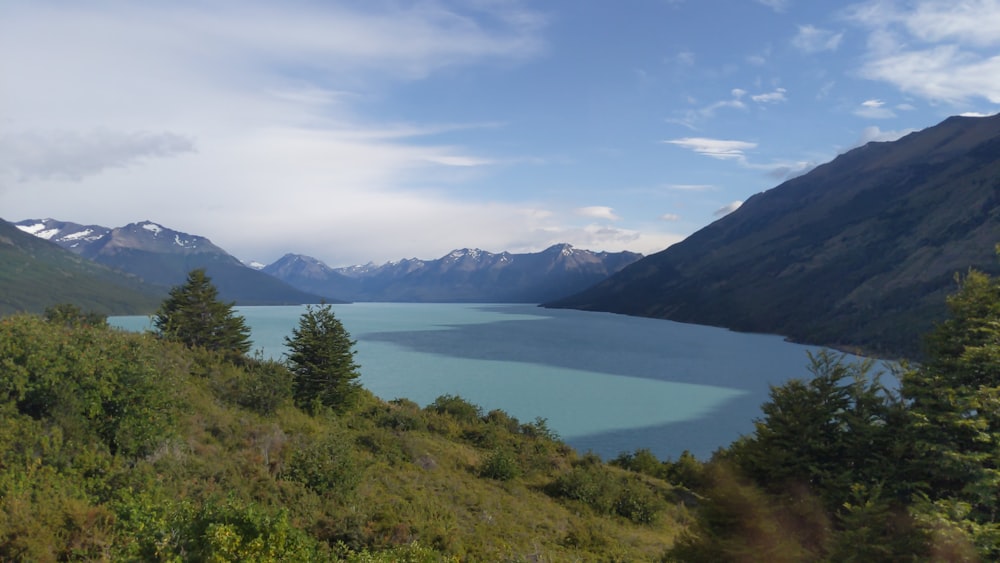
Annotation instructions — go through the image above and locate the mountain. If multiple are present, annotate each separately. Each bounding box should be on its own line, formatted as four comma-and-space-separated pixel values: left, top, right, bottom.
545, 114, 1000, 358
0, 218, 163, 316
15, 219, 328, 306
264, 244, 643, 303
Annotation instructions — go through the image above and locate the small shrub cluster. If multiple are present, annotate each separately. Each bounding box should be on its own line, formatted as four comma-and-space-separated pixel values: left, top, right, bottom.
549, 454, 668, 525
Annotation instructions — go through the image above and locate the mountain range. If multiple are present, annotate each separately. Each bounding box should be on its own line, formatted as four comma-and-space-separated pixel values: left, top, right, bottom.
7, 113, 999, 357
0, 219, 162, 316
10, 218, 640, 309
263, 245, 643, 303
13, 219, 325, 306
546, 113, 1000, 358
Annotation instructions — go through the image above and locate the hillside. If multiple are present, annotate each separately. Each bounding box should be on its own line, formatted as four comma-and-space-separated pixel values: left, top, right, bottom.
0, 312, 687, 561
15, 219, 329, 306
546, 114, 1000, 358
265, 244, 642, 303
0, 218, 163, 316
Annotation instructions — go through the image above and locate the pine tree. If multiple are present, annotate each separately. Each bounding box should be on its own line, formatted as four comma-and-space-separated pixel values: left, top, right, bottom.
285, 303, 360, 412
153, 269, 251, 359
901, 267, 1000, 553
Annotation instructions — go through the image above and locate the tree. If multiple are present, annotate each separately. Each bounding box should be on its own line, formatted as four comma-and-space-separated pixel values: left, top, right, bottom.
901, 267, 1000, 555
43, 303, 107, 328
153, 269, 251, 359
285, 303, 360, 411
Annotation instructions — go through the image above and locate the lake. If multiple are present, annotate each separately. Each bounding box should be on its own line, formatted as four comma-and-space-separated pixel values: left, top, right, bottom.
111, 303, 836, 460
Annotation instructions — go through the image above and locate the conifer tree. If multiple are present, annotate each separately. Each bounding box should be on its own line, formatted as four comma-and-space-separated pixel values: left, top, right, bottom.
901, 267, 1000, 553
285, 303, 360, 411
154, 269, 251, 359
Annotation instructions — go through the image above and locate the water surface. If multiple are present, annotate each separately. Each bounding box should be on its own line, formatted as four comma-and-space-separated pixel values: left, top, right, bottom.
113, 303, 831, 459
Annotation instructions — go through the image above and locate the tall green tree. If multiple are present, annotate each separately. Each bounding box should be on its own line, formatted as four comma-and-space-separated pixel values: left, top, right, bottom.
901, 267, 1000, 555
153, 269, 251, 359
285, 303, 360, 411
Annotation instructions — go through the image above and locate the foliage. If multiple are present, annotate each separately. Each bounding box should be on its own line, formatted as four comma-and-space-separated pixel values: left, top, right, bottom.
479, 447, 520, 481
43, 303, 108, 328
900, 267, 1000, 557
154, 268, 252, 358
285, 303, 361, 412
0, 314, 178, 458
671, 263, 1000, 561
286, 432, 362, 498
0, 308, 690, 560
548, 453, 667, 525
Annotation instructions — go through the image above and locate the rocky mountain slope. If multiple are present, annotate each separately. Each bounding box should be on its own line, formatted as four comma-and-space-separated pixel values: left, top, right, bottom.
0, 219, 163, 315
264, 244, 643, 303
15, 219, 325, 306
546, 113, 1000, 358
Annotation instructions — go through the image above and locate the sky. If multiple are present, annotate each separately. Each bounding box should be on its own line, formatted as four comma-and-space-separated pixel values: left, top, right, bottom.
2, 1, 999, 267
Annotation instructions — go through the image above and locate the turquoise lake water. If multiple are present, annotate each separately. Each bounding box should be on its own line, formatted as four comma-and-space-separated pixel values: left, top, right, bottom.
112, 303, 833, 460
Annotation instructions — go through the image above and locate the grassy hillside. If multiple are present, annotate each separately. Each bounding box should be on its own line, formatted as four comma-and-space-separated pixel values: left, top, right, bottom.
0, 313, 688, 561
0, 219, 163, 316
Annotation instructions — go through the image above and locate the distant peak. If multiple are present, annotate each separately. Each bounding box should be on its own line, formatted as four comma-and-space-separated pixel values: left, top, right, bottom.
544, 243, 575, 256
138, 221, 164, 236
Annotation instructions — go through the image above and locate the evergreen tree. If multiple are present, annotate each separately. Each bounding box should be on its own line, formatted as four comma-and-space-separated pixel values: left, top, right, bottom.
901, 267, 1000, 554
285, 303, 360, 411
153, 269, 251, 359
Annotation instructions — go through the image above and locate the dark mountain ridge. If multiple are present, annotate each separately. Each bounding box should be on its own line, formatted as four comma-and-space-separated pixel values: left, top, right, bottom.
546, 113, 1000, 358
264, 244, 643, 303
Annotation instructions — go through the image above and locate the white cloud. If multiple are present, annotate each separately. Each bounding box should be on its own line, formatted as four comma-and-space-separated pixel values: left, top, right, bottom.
859, 45, 1000, 104
665, 137, 758, 163
792, 24, 843, 53
665, 138, 811, 180
0, 1, 573, 265
0, 129, 195, 181
847, 0, 1000, 104
575, 206, 621, 221
901, 0, 1000, 47
752, 88, 788, 103
960, 111, 1000, 117
660, 213, 681, 221
854, 98, 896, 118
714, 201, 743, 217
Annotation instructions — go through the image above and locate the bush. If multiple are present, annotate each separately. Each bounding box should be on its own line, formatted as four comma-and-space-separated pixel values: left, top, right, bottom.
0, 315, 177, 458
286, 434, 363, 498
427, 394, 482, 424
479, 448, 520, 481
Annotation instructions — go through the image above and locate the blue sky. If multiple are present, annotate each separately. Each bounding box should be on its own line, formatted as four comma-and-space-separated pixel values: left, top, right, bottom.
2, 0, 998, 266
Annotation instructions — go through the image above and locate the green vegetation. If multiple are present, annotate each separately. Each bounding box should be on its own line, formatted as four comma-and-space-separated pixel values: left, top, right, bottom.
0, 219, 163, 316
154, 268, 252, 359
662, 264, 1000, 561
286, 303, 362, 412
7, 259, 1000, 560
0, 272, 686, 561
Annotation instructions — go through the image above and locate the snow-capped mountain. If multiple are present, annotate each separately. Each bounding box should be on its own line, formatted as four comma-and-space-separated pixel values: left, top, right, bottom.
14, 219, 325, 305
263, 245, 643, 303
15, 219, 111, 254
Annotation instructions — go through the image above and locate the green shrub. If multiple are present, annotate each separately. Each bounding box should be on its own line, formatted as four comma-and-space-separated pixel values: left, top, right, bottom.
479, 448, 520, 481
427, 394, 482, 424
0, 315, 177, 458
286, 434, 363, 498
236, 356, 295, 415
